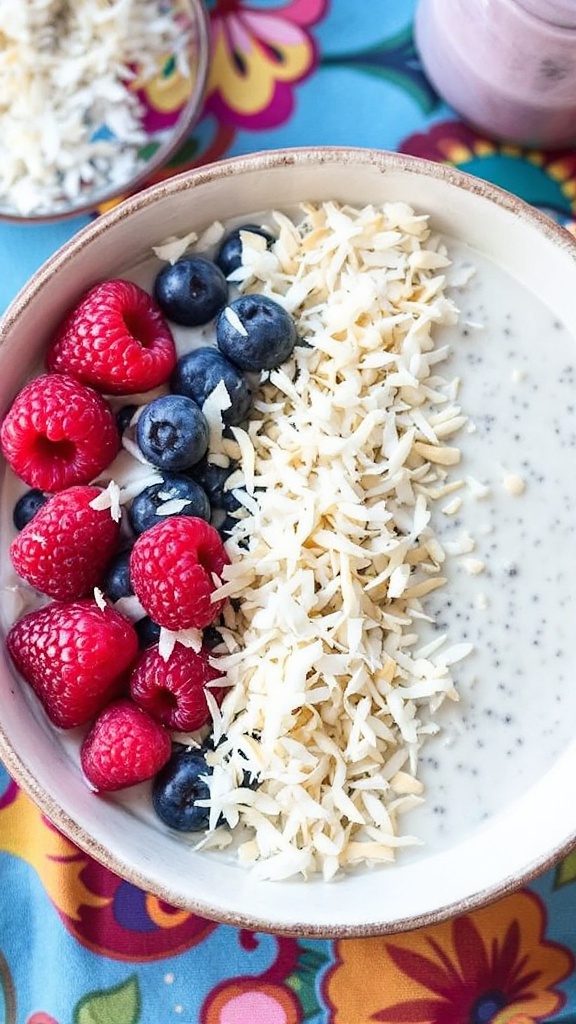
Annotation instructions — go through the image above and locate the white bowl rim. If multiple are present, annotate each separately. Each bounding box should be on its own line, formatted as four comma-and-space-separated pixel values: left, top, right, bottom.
2, 145, 576, 937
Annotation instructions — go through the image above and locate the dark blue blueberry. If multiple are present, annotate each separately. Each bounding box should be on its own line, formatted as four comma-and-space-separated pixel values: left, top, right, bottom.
171, 347, 252, 426
103, 549, 133, 601
13, 489, 47, 530
218, 513, 246, 543
153, 255, 228, 327
189, 458, 242, 513
115, 404, 138, 435
135, 616, 162, 648
136, 394, 209, 471
215, 223, 275, 277
216, 294, 297, 371
152, 747, 213, 832
240, 765, 261, 791
202, 623, 223, 649
129, 473, 211, 534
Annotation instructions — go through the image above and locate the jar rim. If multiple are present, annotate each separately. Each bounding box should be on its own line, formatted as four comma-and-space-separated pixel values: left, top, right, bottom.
514, 0, 576, 29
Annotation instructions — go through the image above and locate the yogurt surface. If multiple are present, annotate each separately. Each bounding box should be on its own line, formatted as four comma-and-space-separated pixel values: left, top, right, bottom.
2, 217, 576, 870
121, 230, 576, 859
402, 238, 576, 853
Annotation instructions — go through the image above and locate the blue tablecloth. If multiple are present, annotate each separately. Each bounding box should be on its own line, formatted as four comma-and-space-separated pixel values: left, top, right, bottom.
2, 2, 576, 1021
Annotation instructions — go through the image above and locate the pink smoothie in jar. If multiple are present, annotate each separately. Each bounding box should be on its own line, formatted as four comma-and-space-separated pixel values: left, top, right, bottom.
414, 0, 576, 148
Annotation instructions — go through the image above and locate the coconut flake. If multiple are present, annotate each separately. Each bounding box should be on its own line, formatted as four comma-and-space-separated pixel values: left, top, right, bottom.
223, 306, 248, 337
155, 498, 192, 517
88, 480, 122, 522
153, 230, 198, 264
202, 379, 232, 453
502, 472, 526, 496
200, 200, 473, 879
158, 626, 203, 661
93, 586, 107, 611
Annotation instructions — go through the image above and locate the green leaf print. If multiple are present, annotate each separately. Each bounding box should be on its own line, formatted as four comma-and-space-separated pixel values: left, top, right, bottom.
554, 850, 576, 888
74, 976, 140, 1024
286, 941, 332, 1021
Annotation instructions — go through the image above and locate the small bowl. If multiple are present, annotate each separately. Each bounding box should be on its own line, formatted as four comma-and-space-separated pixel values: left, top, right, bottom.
2, 148, 576, 936
0, 0, 210, 224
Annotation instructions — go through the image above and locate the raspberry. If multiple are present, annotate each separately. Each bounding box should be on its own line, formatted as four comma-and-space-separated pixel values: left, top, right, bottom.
130, 516, 229, 630
10, 485, 121, 601
0, 374, 120, 492
46, 279, 177, 395
7, 600, 139, 728
130, 643, 225, 731
81, 699, 171, 792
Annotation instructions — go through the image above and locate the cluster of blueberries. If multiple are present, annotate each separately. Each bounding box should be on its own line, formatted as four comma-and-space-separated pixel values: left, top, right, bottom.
125, 222, 298, 531
13, 223, 299, 832
147, 226, 300, 830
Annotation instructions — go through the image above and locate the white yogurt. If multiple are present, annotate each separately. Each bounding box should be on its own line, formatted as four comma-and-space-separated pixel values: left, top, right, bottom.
2, 224, 576, 868
401, 239, 576, 854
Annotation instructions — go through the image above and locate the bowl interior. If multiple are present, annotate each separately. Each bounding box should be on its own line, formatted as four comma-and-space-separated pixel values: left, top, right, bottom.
1, 148, 576, 935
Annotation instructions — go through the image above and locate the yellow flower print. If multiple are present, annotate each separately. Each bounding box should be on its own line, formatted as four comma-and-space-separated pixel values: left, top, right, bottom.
324, 891, 572, 1024
205, 0, 328, 129
141, 52, 195, 115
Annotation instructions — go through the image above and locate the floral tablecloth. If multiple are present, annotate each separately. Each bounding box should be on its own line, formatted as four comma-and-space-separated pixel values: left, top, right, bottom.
2, 1, 576, 1021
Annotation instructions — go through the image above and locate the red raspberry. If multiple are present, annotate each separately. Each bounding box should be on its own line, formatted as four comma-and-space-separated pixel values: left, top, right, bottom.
7, 600, 139, 728
80, 698, 171, 792
46, 279, 177, 395
0, 373, 120, 492
130, 516, 230, 630
10, 485, 121, 601
130, 643, 225, 731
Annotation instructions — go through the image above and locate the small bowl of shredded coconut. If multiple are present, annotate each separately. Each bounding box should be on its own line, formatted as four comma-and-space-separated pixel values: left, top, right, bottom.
0, 0, 210, 221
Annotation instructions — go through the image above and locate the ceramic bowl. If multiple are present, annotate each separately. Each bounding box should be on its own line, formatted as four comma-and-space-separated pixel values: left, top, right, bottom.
1, 147, 576, 936
0, 0, 210, 223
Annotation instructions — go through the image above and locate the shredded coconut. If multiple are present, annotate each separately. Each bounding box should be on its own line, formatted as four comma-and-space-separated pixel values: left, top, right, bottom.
88, 480, 122, 522
466, 475, 491, 499
502, 472, 526, 496
0, 0, 192, 216
462, 558, 485, 576
158, 627, 203, 662
199, 200, 472, 880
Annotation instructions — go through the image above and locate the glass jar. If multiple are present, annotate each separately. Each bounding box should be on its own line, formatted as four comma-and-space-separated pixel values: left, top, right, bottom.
414, 0, 576, 148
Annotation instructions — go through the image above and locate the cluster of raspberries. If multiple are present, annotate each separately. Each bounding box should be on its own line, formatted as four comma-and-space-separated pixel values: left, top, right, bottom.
0, 278, 232, 794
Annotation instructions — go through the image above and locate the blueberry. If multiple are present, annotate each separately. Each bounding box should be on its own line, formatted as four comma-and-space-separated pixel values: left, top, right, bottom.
103, 549, 133, 601
189, 458, 242, 513
115, 404, 138, 435
13, 489, 47, 530
136, 394, 209, 471
215, 223, 275, 277
129, 473, 211, 533
218, 513, 246, 543
152, 746, 213, 832
216, 294, 297, 371
202, 623, 223, 649
153, 255, 228, 327
135, 616, 162, 648
171, 347, 252, 426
